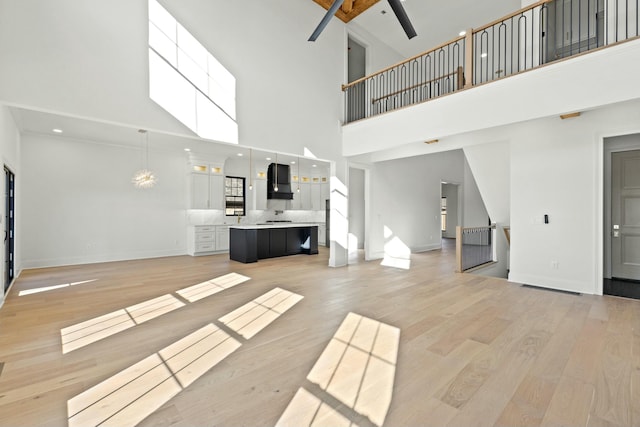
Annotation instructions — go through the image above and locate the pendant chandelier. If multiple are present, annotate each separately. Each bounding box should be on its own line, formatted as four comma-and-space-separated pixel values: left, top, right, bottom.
132, 129, 157, 189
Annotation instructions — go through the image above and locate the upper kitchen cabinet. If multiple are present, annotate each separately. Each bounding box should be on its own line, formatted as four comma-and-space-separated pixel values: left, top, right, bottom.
189, 159, 225, 210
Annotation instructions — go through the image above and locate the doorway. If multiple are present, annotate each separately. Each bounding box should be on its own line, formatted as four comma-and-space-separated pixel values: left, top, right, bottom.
347, 36, 366, 122
604, 137, 640, 299
4, 166, 15, 294
441, 183, 459, 240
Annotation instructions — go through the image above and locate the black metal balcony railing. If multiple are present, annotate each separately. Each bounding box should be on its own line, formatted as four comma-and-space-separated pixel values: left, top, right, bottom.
343, 37, 465, 123
343, 0, 640, 123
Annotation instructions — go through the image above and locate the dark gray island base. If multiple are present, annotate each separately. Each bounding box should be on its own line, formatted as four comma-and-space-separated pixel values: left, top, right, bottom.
229, 224, 318, 263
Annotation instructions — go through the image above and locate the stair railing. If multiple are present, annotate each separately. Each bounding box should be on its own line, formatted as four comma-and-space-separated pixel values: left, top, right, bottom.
455, 225, 496, 273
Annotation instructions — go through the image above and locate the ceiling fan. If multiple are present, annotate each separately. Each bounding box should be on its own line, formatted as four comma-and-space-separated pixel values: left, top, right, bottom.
309, 0, 417, 42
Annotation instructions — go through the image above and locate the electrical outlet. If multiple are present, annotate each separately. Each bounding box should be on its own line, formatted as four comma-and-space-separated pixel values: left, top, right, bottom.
551, 261, 559, 269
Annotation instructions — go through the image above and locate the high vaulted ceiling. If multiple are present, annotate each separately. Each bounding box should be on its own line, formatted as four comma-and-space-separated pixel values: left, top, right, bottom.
313, 0, 522, 59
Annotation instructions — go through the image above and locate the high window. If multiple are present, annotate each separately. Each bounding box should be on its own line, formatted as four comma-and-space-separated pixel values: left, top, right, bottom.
148, 0, 238, 143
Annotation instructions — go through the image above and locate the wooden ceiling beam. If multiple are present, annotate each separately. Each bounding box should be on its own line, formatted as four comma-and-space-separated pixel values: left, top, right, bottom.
313, 0, 380, 23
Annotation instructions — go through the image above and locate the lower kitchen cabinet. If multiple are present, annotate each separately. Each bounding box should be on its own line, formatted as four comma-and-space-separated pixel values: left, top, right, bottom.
187, 225, 230, 256
230, 225, 318, 263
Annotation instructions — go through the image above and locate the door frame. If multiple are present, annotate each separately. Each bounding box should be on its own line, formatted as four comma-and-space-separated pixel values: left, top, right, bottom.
3, 164, 16, 297
599, 132, 640, 294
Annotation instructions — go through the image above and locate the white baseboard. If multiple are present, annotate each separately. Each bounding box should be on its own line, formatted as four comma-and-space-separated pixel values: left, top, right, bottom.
21, 249, 187, 270
508, 272, 596, 295
412, 243, 441, 253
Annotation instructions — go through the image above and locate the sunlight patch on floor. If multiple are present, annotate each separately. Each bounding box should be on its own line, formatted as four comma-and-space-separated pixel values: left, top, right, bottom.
177, 272, 250, 303
61, 294, 185, 354
218, 288, 303, 339
276, 387, 357, 427
19, 279, 97, 296
277, 312, 400, 427
61, 272, 251, 354
67, 323, 240, 427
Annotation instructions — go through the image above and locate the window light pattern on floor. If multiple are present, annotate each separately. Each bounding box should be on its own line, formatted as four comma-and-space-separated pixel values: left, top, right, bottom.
67, 323, 241, 427
19, 279, 97, 296
177, 272, 250, 302
219, 287, 304, 339
67, 287, 303, 427
61, 272, 250, 353
61, 294, 185, 354
277, 313, 400, 427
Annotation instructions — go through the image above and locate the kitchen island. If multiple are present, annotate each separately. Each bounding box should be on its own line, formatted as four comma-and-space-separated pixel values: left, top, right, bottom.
229, 223, 318, 263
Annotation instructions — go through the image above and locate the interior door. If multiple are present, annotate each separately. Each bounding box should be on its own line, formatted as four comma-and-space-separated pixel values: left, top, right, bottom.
611, 150, 640, 280
4, 166, 15, 293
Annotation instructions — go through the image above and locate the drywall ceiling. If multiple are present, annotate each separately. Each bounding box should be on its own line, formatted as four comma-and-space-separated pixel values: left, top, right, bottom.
10, 107, 328, 168
346, 0, 522, 58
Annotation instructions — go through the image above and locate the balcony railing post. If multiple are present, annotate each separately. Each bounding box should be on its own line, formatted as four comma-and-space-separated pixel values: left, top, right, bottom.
464, 28, 474, 88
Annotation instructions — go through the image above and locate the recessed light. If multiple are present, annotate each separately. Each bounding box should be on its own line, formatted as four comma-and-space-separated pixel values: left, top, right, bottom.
481, 53, 488, 58
184, 148, 191, 152
459, 30, 466, 37
52, 128, 63, 134
290, 161, 296, 164
237, 153, 243, 157
266, 157, 271, 161
312, 164, 317, 168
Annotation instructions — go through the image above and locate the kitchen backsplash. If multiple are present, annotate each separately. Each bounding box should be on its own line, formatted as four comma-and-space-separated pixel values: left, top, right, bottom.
187, 209, 325, 225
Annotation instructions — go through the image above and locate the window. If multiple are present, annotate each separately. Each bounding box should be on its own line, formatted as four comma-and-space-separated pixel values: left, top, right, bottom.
148, 0, 238, 143
225, 176, 245, 216
441, 197, 447, 232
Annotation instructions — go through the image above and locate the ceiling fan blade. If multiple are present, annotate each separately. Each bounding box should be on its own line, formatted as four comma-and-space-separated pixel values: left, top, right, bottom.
309, 0, 345, 42
387, 0, 417, 39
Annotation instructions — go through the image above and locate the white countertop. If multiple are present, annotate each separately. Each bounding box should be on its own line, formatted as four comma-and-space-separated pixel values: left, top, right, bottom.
230, 223, 320, 230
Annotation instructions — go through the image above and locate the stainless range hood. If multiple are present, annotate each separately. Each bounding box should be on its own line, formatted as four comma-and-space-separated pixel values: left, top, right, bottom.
267, 163, 293, 200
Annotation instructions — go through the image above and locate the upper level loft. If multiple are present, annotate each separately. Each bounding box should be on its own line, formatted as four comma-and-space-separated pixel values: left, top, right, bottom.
342, 0, 640, 158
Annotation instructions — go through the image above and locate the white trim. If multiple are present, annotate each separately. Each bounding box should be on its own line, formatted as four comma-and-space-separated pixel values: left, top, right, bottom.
508, 273, 594, 295
412, 243, 442, 253
21, 249, 187, 270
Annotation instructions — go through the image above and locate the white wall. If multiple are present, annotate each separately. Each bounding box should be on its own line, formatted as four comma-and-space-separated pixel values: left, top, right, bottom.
0, 105, 21, 306
463, 141, 510, 224
348, 167, 365, 249
507, 101, 640, 294
462, 158, 490, 227
369, 150, 464, 258
21, 134, 188, 268
0, 0, 345, 162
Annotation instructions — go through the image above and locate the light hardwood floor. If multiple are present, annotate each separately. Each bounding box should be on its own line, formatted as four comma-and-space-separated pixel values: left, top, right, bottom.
0, 243, 638, 427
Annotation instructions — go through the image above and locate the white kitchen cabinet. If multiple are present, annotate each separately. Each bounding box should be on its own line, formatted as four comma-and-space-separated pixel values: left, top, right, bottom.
321, 182, 329, 206
216, 226, 230, 251
299, 182, 311, 210
190, 173, 210, 209
187, 225, 230, 255
291, 185, 301, 210
210, 174, 224, 210
188, 160, 224, 210
187, 225, 216, 255
253, 179, 267, 210
311, 183, 321, 211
